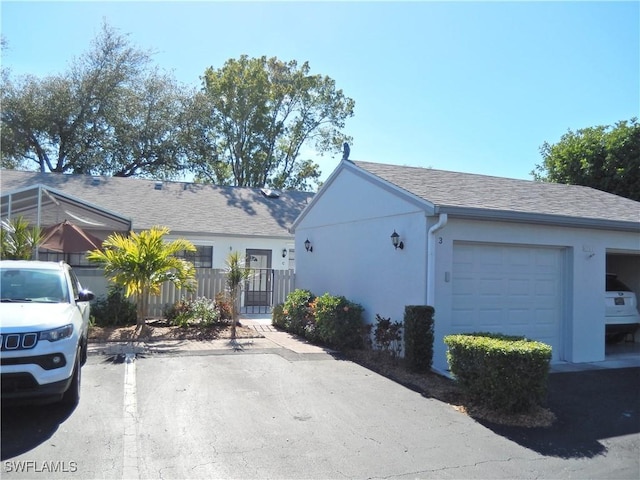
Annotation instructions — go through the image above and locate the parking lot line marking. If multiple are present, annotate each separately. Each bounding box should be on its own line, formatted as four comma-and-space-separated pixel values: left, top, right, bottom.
123, 353, 139, 480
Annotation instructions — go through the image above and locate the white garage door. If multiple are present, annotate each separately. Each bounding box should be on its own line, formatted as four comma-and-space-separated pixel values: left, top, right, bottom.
452, 242, 565, 360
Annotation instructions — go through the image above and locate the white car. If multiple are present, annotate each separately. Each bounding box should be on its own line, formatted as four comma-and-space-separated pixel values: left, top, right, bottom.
606, 274, 640, 324
1, 260, 94, 405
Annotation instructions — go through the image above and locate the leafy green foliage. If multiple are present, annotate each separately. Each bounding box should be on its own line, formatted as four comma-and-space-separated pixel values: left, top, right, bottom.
272, 303, 286, 329
0, 216, 42, 260
275, 290, 365, 350
533, 118, 640, 201
90, 285, 137, 327
1, 22, 192, 178
444, 333, 552, 413
403, 306, 435, 372
2, 25, 355, 190
86, 225, 196, 326
164, 296, 220, 328
280, 289, 316, 335
193, 55, 355, 190
313, 293, 365, 350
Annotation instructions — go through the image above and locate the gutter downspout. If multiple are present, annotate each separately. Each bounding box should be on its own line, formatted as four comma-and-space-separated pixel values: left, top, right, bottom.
426, 213, 448, 306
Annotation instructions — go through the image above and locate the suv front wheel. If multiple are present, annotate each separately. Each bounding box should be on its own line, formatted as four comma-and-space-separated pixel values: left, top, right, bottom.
62, 348, 82, 406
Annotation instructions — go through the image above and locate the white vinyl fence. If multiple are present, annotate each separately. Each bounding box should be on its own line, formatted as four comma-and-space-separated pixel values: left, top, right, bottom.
77, 268, 296, 318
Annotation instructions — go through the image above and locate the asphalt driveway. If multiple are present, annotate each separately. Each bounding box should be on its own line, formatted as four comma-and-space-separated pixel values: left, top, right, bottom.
3, 328, 639, 479
487, 367, 640, 460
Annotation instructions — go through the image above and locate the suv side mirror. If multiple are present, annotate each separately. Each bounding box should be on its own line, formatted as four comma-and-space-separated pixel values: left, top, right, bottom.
78, 289, 95, 302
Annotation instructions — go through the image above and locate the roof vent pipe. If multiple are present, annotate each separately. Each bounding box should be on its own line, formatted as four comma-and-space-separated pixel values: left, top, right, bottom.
426, 213, 448, 307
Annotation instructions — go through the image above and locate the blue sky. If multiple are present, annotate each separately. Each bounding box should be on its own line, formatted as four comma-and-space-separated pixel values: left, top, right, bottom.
2, 1, 638, 184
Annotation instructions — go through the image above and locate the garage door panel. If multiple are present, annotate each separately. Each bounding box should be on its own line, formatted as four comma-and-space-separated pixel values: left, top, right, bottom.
452, 243, 565, 360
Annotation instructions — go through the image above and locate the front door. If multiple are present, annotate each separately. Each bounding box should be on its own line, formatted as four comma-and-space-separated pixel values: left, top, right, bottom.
245, 249, 272, 307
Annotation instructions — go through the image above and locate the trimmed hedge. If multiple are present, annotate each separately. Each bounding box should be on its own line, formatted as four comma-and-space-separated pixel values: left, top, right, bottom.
444, 333, 552, 413
403, 305, 435, 372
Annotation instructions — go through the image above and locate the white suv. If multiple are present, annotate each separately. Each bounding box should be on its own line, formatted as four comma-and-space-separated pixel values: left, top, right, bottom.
1, 260, 94, 405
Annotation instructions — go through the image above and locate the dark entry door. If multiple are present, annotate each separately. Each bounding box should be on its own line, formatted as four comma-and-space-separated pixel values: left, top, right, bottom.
245, 249, 272, 307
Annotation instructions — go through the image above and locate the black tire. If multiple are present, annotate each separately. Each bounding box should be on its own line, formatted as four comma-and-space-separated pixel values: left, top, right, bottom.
62, 349, 81, 406
80, 335, 88, 365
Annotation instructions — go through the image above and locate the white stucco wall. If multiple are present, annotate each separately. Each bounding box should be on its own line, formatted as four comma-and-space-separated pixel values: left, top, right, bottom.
295, 168, 429, 325
429, 218, 640, 372
295, 166, 640, 374
165, 234, 295, 270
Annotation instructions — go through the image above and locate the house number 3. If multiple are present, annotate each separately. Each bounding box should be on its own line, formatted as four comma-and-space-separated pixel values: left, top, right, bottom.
438, 237, 443, 244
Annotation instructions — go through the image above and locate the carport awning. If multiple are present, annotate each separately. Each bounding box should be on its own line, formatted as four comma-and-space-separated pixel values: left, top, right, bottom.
1, 184, 131, 233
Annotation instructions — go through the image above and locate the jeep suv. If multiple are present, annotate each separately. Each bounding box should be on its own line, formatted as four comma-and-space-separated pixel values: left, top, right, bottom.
1, 260, 94, 405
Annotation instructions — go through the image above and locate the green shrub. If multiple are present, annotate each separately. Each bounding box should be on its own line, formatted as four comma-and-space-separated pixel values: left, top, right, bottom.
403, 305, 435, 372
91, 285, 137, 326
164, 296, 219, 327
313, 293, 364, 349
444, 333, 552, 413
282, 289, 315, 336
373, 314, 403, 358
272, 303, 286, 329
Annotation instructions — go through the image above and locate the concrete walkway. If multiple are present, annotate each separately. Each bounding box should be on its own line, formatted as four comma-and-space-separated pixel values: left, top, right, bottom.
88, 314, 640, 371
87, 315, 331, 357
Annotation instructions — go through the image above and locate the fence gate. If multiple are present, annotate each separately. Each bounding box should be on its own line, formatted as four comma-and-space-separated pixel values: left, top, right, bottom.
244, 249, 272, 314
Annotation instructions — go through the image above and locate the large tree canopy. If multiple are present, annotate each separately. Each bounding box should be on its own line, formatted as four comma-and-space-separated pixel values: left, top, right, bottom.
533, 118, 640, 201
1, 22, 190, 178
2, 27, 355, 190
191, 55, 355, 190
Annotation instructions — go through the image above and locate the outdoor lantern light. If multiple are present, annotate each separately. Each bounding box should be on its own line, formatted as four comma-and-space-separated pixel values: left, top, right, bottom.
391, 230, 404, 250
304, 239, 313, 252
282, 248, 287, 258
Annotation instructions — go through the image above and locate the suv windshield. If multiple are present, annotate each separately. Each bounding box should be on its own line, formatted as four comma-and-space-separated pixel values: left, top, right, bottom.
0, 268, 68, 303
606, 274, 632, 292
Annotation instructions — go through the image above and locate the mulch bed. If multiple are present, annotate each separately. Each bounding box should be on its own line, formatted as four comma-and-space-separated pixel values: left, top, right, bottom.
342, 349, 556, 429
88, 318, 262, 343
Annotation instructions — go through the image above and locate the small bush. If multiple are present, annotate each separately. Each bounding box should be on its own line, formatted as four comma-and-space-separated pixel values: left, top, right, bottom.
91, 285, 137, 327
403, 305, 435, 372
272, 303, 286, 329
165, 296, 219, 327
282, 289, 315, 336
313, 293, 364, 349
444, 333, 552, 413
214, 292, 233, 322
373, 314, 403, 358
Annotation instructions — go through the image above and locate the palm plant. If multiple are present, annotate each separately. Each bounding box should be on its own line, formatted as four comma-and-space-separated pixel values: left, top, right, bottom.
225, 251, 252, 339
0, 216, 43, 260
87, 226, 196, 327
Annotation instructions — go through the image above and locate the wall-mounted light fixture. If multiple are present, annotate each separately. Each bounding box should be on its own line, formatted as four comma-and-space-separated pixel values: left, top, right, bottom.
304, 239, 313, 252
282, 248, 287, 258
391, 230, 404, 250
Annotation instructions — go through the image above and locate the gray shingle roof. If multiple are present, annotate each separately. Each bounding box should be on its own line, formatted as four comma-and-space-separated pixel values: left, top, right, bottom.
353, 161, 640, 228
1, 170, 313, 237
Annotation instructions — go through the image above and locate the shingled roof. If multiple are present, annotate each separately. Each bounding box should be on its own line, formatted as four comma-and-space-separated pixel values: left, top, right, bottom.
1, 170, 314, 237
304, 160, 640, 231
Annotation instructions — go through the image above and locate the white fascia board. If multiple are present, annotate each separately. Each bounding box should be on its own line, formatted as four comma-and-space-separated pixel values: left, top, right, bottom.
290, 160, 435, 232
437, 205, 640, 232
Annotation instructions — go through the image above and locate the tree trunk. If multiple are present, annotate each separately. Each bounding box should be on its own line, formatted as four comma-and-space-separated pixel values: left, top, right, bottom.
136, 287, 148, 327
230, 286, 238, 339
